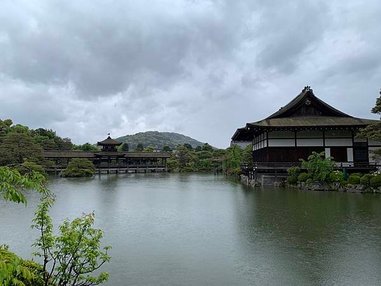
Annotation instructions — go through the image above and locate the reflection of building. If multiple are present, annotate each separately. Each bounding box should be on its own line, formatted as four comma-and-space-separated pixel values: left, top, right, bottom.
232, 87, 380, 172
44, 136, 170, 174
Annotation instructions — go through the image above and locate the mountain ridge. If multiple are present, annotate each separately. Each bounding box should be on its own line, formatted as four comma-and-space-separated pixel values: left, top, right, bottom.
116, 131, 207, 150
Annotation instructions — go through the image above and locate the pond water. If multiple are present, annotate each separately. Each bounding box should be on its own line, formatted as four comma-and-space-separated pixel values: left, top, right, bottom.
1, 174, 381, 285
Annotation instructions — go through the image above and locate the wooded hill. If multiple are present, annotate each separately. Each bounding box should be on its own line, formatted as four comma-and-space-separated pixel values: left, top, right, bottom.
116, 131, 207, 150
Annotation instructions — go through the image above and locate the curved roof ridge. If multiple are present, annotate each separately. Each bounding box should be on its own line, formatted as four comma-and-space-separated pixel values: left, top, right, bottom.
266, 86, 351, 119
97, 136, 122, 146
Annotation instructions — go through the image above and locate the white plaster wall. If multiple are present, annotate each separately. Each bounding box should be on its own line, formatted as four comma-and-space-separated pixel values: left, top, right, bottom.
347, 148, 353, 162
325, 148, 331, 158
268, 139, 295, 147
296, 138, 323, 146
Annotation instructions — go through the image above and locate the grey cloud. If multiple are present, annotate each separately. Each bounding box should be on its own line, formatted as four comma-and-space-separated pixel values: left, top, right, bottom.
0, 0, 245, 98
0, 0, 380, 148
254, 1, 329, 73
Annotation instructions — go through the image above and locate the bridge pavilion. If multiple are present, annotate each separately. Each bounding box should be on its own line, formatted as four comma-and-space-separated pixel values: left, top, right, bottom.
44, 136, 170, 173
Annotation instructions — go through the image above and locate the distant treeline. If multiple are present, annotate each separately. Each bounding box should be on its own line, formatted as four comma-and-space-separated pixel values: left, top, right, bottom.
0, 119, 98, 173
0, 118, 252, 175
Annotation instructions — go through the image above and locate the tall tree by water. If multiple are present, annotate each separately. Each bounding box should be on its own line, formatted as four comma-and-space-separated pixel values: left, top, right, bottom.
359, 89, 381, 141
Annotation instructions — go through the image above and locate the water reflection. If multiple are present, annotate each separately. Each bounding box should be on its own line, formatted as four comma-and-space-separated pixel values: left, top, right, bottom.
235, 188, 381, 285
1, 175, 381, 285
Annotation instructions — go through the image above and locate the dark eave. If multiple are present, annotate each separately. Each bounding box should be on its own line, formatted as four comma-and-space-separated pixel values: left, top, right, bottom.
247, 116, 378, 128
231, 127, 252, 141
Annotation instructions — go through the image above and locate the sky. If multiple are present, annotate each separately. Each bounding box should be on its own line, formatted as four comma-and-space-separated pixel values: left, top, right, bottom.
0, 0, 380, 148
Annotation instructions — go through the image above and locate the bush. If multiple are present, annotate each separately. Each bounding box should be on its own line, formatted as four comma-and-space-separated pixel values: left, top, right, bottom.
360, 174, 373, 187
351, 173, 363, 177
329, 171, 344, 183
348, 174, 361, 184
306, 178, 313, 185
17, 160, 46, 176
32, 196, 111, 286
287, 176, 298, 185
62, 158, 95, 177
287, 166, 300, 185
287, 166, 300, 177
300, 151, 334, 183
0, 245, 44, 286
370, 175, 381, 188
297, 172, 309, 182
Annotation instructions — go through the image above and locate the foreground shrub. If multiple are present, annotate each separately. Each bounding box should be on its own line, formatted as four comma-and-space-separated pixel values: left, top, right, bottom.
306, 178, 313, 185
348, 174, 361, 184
32, 195, 111, 286
360, 174, 373, 187
297, 172, 309, 182
0, 245, 44, 286
329, 171, 344, 183
62, 158, 95, 177
301, 152, 334, 183
287, 176, 298, 185
287, 166, 300, 185
0, 166, 47, 204
370, 175, 381, 188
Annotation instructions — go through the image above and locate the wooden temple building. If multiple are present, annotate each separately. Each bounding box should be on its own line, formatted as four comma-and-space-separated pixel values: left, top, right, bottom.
44, 136, 170, 174
232, 86, 381, 173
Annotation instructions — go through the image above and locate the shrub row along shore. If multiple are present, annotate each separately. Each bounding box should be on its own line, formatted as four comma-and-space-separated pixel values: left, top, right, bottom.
287, 152, 381, 193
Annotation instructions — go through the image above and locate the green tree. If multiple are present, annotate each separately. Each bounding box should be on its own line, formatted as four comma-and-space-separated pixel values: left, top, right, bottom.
224, 145, 243, 175
0, 166, 48, 285
301, 151, 334, 182
0, 167, 47, 204
0, 245, 44, 286
201, 143, 213, 152
62, 159, 96, 177
77, 143, 99, 152
0, 164, 110, 286
183, 143, 193, 150
358, 89, 381, 141
32, 195, 111, 286
120, 142, 129, 152
135, 143, 144, 152
176, 145, 193, 171
0, 132, 43, 166
143, 145, 155, 152
162, 145, 171, 152
241, 144, 253, 168
0, 118, 13, 142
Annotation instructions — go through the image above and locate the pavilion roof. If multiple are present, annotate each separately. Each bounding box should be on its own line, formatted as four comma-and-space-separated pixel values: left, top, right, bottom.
97, 136, 122, 146
267, 86, 350, 119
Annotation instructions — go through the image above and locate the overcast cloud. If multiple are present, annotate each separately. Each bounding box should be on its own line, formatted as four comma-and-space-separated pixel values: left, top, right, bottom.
0, 0, 380, 148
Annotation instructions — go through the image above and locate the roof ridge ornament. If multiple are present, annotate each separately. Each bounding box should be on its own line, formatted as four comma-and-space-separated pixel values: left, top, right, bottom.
303, 86, 312, 92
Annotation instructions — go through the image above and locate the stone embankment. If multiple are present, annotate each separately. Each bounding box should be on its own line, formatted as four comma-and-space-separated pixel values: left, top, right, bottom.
241, 174, 381, 193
